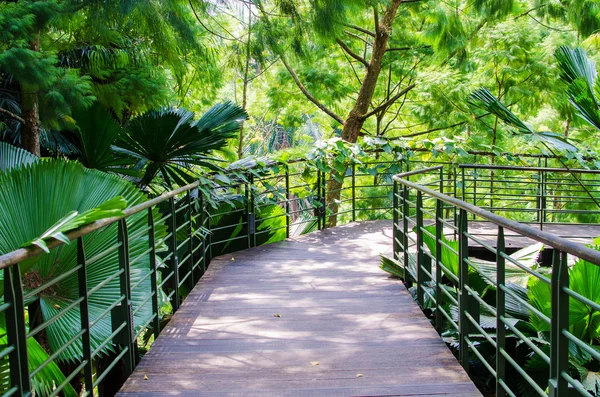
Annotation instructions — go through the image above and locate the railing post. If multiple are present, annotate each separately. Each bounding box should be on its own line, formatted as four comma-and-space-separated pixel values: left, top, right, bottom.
167, 197, 180, 311
207, 199, 213, 262
316, 169, 321, 231
540, 170, 547, 230
77, 239, 94, 395
402, 184, 410, 275
352, 163, 356, 222
186, 191, 195, 289
247, 173, 256, 248
321, 170, 327, 229
116, 219, 136, 374
285, 164, 290, 239
549, 250, 569, 396
496, 227, 506, 397
415, 191, 428, 306
473, 172, 478, 220
393, 180, 400, 260
458, 208, 470, 372
147, 208, 161, 338
4, 264, 31, 395
198, 192, 207, 274
434, 199, 443, 332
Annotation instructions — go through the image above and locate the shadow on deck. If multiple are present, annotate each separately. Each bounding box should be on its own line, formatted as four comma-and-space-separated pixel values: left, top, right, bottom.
116, 220, 481, 397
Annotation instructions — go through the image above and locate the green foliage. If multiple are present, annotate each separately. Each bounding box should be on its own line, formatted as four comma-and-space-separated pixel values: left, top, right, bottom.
117, 103, 247, 188
0, 160, 165, 362
0, 142, 37, 172
555, 46, 600, 131
468, 88, 578, 153
0, 327, 77, 397
379, 254, 407, 279
71, 104, 135, 173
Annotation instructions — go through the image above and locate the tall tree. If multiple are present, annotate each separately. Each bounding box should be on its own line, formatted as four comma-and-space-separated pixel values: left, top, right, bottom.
0, 0, 214, 156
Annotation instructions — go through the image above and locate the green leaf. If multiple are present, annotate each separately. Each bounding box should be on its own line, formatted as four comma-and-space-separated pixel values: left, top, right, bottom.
0, 142, 38, 173
0, 160, 167, 362
118, 103, 246, 188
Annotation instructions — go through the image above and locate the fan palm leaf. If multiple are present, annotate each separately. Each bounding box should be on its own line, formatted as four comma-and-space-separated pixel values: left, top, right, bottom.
71, 103, 137, 174
116, 103, 247, 188
0, 323, 77, 396
555, 46, 600, 131
0, 142, 37, 172
0, 160, 166, 362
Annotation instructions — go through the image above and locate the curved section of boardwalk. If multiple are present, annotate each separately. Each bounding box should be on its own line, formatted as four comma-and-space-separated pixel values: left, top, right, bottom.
117, 221, 481, 397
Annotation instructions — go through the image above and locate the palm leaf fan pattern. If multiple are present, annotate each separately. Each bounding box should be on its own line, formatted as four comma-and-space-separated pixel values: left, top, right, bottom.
0, 142, 38, 173
0, 160, 167, 362
116, 102, 247, 188
555, 46, 600, 131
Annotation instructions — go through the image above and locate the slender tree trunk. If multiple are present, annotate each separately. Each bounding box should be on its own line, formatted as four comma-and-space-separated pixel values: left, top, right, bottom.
326, 0, 403, 226
21, 34, 41, 157
238, 8, 253, 159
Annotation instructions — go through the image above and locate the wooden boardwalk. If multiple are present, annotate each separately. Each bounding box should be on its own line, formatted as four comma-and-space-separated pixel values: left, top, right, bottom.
117, 221, 481, 397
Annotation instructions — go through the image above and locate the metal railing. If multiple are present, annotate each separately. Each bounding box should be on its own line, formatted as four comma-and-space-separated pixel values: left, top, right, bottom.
0, 158, 405, 397
3, 157, 600, 397
460, 164, 600, 228
392, 166, 600, 397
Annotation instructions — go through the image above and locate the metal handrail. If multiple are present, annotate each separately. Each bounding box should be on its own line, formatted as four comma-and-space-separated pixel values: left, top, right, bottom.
393, 167, 600, 265
458, 163, 600, 174
393, 165, 600, 396
0, 181, 201, 269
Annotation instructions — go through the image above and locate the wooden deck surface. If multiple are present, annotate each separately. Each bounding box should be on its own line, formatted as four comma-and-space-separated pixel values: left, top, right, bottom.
117, 220, 481, 397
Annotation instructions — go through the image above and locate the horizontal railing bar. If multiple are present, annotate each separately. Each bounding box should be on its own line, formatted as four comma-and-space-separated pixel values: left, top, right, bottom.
459, 164, 600, 174
0, 181, 205, 269
24, 264, 83, 300
464, 336, 496, 375
88, 269, 124, 297
86, 242, 123, 265
92, 322, 126, 358
499, 349, 547, 397
134, 314, 159, 340
93, 348, 129, 388
130, 269, 155, 291
90, 295, 126, 328
394, 169, 600, 265
30, 329, 86, 377
561, 372, 594, 397
49, 360, 89, 397
27, 297, 85, 339
499, 284, 550, 324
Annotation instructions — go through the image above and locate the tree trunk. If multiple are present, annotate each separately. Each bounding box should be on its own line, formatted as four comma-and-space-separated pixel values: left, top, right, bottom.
21, 35, 41, 157
326, 0, 403, 226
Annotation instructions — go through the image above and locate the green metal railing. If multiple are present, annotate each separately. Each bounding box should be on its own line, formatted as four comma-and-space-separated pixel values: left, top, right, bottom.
460, 164, 600, 228
3, 156, 600, 396
393, 166, 600, 397
0, 158, 404, 397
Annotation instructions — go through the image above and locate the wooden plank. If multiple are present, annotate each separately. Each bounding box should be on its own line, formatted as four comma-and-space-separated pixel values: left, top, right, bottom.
117, 220, 481, 397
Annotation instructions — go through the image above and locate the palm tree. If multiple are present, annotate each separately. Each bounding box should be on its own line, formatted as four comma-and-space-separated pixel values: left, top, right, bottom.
115, 102, 247, 188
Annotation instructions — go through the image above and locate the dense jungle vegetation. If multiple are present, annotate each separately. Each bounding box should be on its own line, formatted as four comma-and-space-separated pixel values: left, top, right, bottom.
3, 0, 600, 396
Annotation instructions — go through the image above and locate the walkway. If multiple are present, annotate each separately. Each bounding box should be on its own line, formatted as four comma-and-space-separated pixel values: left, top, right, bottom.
117, 221, 481, 397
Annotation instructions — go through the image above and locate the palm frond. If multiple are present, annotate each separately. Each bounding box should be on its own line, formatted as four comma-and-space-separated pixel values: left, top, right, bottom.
555, 46, 600, 131
0, 142, 38, 173
71, 103, 137, 174
118, 103, 246, 188
468, 88, 578, 152
0, 160, 167, 362
468, 88, 533, 134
